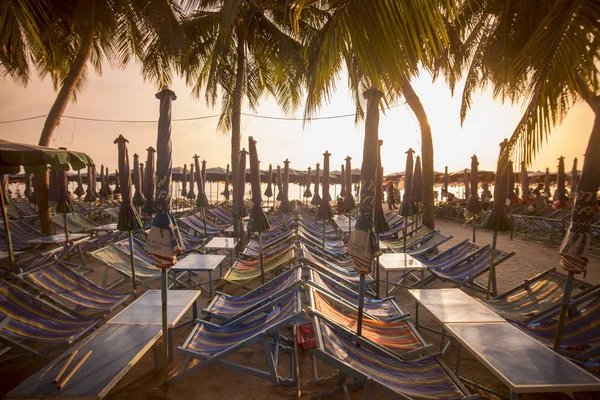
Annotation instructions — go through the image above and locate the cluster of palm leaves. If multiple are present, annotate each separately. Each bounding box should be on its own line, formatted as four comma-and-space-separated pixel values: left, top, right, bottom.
1, 0, 599, 234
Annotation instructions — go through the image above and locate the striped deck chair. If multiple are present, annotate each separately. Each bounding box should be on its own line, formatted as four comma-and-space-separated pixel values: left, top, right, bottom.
242, 230, 296, 257
222, 245, 298, 291
0, 282, 98, 360
482, 268, 596, 322
51, 215, 86, 233
174, 291, 304, 385
102, 207, 120, 221
179, 229, 206, 252
299, 227, 345, 246
90, 245, 160, 289
11, 202, 37, 217
0, 221, 44, 251
513, 289, 600, 358
308, 287, 429, 358
208, 207, 233, 225
298, 231, 347, 257
378, 218, 414, 239
428, 246, 515, 294
405, 232, 453, 258
301, 244, 373, 288
311, 314, 477, 400
308, 269, 404, 321
421, 240, 485, 270
203, 267, 303, 324
21, 263, 134, 318
115, 236, 167, 265
381, 226, 436, 252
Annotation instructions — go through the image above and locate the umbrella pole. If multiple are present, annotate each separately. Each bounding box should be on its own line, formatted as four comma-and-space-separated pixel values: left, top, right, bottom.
259, 233, 265, 284
160, 268, 169, 388
403, 217, 408, 252
322, 215, 326, 250
0, 184, 15, 271
553, 272, 575, 351
202, 207, 208, 237
486, 231, 498, 300
63, 214, 69, 243
472, 215, 476, 243
216, 182, 219, 205
357, 272, 366, 336
210, 182, 212, 205
128, 230, 138, 298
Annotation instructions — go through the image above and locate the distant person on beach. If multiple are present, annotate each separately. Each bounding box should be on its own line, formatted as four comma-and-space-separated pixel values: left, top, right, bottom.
336, 196, 344, 213
481, 184, 492, 211
533, 183, 546, 211
387, 184, 396, 210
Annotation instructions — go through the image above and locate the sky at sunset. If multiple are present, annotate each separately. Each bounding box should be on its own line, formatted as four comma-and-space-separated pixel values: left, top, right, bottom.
0, 62, 593, 177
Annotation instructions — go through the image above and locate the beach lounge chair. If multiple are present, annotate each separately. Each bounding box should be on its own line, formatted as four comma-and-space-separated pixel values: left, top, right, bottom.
174, 291, 304, 385
380, 226, 436, 252
307, 268, 404, 321
301, 244, 374, 288
90, 245, 160, 289
421, 239, 485, 270
482, 268, 596, 322
203, 266, 303, 324
0, 282, 98, 360
427, 245, 515, 294
308, 286, 428, 357
242, 229, 296, 257
221, 245, 298, 291
311, 314, 478, 399
0, 220, 44, 251
20, 263, 134, 318
405, 232, 453, 258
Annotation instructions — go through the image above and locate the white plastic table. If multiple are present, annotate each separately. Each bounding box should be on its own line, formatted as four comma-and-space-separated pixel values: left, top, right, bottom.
204, 237, 237, 264
379, 253, 428, 294
446, 322, 600, 399
170, 253, 226, 295
108, 289, 201, 361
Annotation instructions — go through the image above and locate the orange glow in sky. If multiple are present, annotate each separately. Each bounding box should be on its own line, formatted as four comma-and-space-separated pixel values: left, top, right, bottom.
0, 62, 593, 176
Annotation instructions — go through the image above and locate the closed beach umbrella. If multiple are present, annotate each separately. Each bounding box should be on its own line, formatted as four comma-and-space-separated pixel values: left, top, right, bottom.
311, 162, 321, 206
570, 157, 578, 199
114, 135, 143, 295
201, 159, 207, 187
507, 161, 516, 202
555, 157, 568, 209
264, 164, 273, 198
344, 157, 355, 212
545, 168, 551, 198
132, 154, 146, 208
483, 139, 511, 298
399, 148, 415, 251
84, 164, 98, 203
303, 167, 312, 198
139, 163, 145, 199
181, 164, 188, 197
232, 149, 248, 241
105, 166, 113, 197
466, 155, 482, 242
113, 169, 121, 195
99, 165, 107, 200
374, 140, 390, 234
443, 166, 449, 199
143, 147, 156, 215
276, 165, 283, 201
187, 163, 196, 200
521, 161, 530, 201
144, 87, 184, 386
463, 168, 470, 199
248, 137, 271, 284
348, 87, 384, 336
318, 151, 333, 219
193, 154, 209, 236
223, 164, 230, 201
280, 159, 291, 212
340, 165, 346, 198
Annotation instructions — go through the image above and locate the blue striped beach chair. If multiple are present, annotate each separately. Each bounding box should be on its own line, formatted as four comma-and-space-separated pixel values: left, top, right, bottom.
0, 282, 98, 360
21, 263, 134, 318
403, 232, 453, 258
0, 220, 44, 251
311, 314, 478, 399
301, 244, 374, 289
90, 245, 160, 289
203, 267, 303, 324
307, 269, 404, 321
174, 291, 304, 385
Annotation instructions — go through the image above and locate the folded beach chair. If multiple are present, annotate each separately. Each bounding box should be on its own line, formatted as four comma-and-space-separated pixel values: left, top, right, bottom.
311, 314, 478, 399
308, 268, 404, 321
222, 245, 298, 291
19, 263, 134, 318
90, 245, 161, 289
174, 291, 304, 385
308, 287, 428, 357
0, 282, 98, 360
482, 268, 596, 322
427, 246, 515, 294
203, 267, 303, 324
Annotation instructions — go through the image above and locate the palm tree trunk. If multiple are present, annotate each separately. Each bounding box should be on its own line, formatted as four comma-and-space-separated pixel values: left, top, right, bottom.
35, 20, 94, 235
402, 79, 435, 229
231, 33, 245, 237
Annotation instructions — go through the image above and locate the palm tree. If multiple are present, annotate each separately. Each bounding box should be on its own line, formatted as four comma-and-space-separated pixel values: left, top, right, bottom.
293, 0, 455, 229
0, 0, 184, 234
144, 0, 312, 228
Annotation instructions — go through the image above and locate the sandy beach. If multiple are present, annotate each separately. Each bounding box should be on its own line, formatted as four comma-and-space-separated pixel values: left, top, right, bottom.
1, 215, 599, 400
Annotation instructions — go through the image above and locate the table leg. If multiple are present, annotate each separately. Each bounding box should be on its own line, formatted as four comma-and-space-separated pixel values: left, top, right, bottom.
510, 392, 519, 400
193, 301, 198, 321
385, 271, 389, 297
229, 249, 233, 265
168, 327, 174, 363
208, 271, 213, 296
414, 302, 419, 330
153, 344, 160, 371
454, 343, 462, 375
